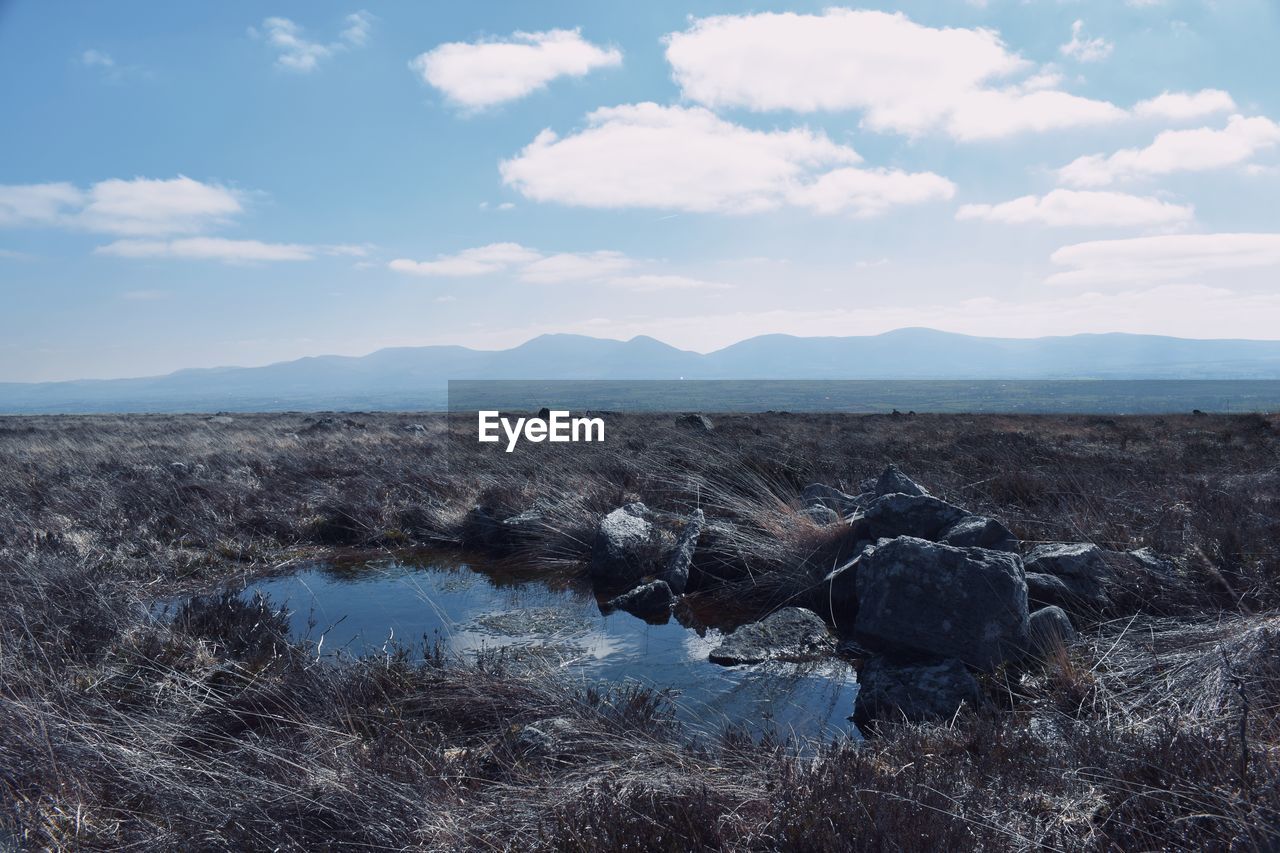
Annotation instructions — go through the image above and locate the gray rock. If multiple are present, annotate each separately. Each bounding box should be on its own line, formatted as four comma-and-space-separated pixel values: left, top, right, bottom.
514, 716, 575, 755
855, 537, 1030, 671
853, 656, 980, 725
1121, 547, 1176, 577
939, 515, 1020, 553
660, 508, 703, 594
678, 413, 715, 433
874, 464, 931, 497
590, 503, 659, 586
605, 580, 674, 622
802, 504, 841, 525
859, 493, 969, 542
801, 483, 863, 516
818, 545, 876, 632
1025, 543, 1113, 617
1026, 572, 1078, 609
1027, 606, 1078, 657
709, 607, 834, 666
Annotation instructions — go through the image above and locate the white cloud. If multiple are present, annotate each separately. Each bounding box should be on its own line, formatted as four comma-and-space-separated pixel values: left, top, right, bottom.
95, 237, 315, 262
77, 176, 243, 236
80, 49, 115, 68
256, 11, 372, 73
0, 182, 84, 226
957, 189, 1193, 228
1134, 89, 1236, 121
0, 176, 242, 236
410, 29, 621, 109
339, 11, 373, 46
499, 103, 954, 214
388, 242, 729, 289
1058, 115, 1280, 186
520, 251, 632, 283
607, 274, 732, 291
1059, 20, 1113, 63
663, 9, 1126, 141
1047, 233, 1280, 287
388, 243, 541, 277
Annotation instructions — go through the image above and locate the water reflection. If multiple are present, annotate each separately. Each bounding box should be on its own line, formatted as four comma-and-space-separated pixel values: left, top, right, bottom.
244, 554, 860, 743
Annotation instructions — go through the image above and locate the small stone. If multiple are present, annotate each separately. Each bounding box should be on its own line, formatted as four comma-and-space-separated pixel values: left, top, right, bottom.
1027, 606, 1079, 657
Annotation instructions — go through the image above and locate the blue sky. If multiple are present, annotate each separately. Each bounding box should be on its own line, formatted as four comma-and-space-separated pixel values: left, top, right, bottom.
2, 0, 1279, 381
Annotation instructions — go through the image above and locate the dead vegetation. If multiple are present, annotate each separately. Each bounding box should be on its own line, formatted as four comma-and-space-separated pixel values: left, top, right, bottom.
1, 411, 1278, 850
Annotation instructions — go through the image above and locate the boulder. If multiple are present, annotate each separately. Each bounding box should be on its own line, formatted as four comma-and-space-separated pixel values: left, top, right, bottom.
709, 607, 834, 666
678, 413, 715, 433
605, 580, 674, 623
853, 656, 980, 725
660, 508, 703, 595
855, 537, 1030, 671
859, 493, 969, 542
874, 464, 931, 498
939, 515, 1020, 553
818, 545, 874, 632
590, 503, 661, 586
1026, 606, 1078, 658
801, 483, 864, 516
1024, 543, 1113, 617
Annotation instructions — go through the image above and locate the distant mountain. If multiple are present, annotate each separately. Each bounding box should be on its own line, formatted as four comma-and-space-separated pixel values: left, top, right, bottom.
3, 329, 1280, 413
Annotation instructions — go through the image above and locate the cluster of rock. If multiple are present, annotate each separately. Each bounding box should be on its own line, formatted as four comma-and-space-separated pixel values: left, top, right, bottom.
584, 464, 1169, 730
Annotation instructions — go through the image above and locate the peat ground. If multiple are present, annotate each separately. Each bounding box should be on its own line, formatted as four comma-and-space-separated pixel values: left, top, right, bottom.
1, 411, 1278, 850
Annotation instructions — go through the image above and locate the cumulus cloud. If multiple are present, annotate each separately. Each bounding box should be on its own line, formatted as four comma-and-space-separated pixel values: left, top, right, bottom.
0, 176, 242, 236
1, 176, 354, 264
95, 237, 315, 262
410, 29, 621, 109
387, 243, 542, 277
499, 103, 955, 214
1060, 20, 1113, 63
1047, 233, 1280, 287
389, 242, 729, 289
520, 251, 633, 283
0, 182, 84, 227
1058, 115, 1280, 186
956, 189, 1193, 228
662, 9, 1126, 141
78, 176, 243, 236
255, 11, 373, 72
1134, 89, 1237, 121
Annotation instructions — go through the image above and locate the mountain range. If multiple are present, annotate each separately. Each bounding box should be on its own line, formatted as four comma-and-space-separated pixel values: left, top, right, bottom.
4, 328, 1280, 413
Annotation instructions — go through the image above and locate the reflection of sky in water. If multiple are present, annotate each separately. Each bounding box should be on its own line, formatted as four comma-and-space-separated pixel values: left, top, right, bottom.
246, 558, 859, 743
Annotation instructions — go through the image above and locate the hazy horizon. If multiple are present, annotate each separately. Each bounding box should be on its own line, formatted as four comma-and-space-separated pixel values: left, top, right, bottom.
4, 2, 1280, 382
10, 326, 1280, 386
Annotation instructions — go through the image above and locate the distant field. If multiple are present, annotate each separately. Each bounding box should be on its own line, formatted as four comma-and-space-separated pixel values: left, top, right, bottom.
6, 378, 1280, 415
448, 379, 1280, 415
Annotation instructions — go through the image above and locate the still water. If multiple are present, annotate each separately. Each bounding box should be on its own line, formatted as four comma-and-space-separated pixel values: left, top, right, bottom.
243, 555, 859, 742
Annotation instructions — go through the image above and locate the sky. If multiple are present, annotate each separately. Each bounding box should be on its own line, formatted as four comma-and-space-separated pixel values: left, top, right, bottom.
2, 0, 1279, 382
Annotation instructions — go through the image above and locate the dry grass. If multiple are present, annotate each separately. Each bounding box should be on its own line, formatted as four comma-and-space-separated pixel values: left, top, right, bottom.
1, 411, 1278, 850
